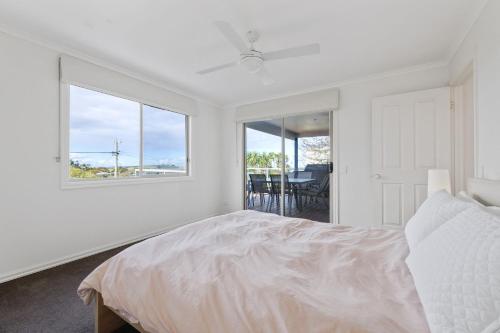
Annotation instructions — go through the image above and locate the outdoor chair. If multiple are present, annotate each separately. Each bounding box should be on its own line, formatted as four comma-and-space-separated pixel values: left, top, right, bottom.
301, 175, 329, 209
269, 174, 294, 214
249, 174, 270, 208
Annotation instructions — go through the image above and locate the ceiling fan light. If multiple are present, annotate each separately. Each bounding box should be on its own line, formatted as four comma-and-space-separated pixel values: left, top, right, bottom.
240, 55, 263, 74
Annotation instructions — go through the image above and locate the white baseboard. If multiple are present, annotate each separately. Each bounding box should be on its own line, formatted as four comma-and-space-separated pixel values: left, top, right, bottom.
0, 213, 218, 284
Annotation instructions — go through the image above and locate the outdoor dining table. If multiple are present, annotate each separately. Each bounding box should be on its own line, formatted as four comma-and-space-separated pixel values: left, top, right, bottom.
263, 177, 316, 212
288, 178, 316, 185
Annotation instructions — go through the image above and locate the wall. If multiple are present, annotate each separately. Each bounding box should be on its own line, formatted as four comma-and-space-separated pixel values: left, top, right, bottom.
221, 66, 450, 227
0, 31, 223, 282
450, 0, 500, 180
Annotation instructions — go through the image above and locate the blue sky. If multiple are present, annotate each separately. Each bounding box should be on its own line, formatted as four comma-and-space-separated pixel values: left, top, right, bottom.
246, 128, 296, 167
69, 85, 186, 168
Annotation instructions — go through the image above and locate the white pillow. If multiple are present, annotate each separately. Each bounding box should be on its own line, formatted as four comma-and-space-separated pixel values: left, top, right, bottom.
405, 190, 474, 251
457, 191, 500, 217
406, 207, 500, 333
486, 206, 500, 217
456, 190, 485, 206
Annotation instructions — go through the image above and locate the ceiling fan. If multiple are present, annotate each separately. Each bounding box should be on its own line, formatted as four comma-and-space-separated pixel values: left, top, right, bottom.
197, 21, 320, 85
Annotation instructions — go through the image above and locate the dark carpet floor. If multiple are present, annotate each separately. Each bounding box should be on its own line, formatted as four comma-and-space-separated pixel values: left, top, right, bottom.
0, 244, 138, 333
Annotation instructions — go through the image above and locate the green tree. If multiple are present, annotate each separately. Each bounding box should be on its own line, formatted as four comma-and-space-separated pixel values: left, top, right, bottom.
246, 152, 290, 170
300, 136, 329, 164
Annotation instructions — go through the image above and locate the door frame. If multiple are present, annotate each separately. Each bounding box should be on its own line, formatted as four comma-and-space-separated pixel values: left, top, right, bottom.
241, 110, 339, 224
330, 110, 339, 224
450, 62, 477, 192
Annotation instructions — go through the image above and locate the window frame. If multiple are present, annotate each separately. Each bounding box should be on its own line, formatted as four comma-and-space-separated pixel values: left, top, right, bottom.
60, 82, 193, 189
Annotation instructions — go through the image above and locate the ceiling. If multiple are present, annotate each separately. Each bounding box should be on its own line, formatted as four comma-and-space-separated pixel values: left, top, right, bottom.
0, 0, 486, 106
249, 112, 329, 138
284, 113, 330, 137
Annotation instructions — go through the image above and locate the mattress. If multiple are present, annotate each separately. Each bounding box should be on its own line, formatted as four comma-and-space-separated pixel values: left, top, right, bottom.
78, 210, 429, 333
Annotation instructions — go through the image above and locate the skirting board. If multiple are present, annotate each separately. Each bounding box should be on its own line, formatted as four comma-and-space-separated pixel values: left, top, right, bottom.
0, 213, 220, 284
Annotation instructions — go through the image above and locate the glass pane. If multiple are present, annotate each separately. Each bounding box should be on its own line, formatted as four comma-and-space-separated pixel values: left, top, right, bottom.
284, 112, 330, 222
245, 120, 283, 215
143, 105, 187, 176
69, 85, 140, 180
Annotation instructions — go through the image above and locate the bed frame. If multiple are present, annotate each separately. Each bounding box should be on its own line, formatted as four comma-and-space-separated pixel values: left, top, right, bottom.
93, 177, 500, 333
95, 292, 148, 333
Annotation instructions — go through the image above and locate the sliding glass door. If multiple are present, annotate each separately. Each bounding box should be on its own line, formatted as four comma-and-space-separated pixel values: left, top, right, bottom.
283, 113, 331, 222
244, 111, 332, 222
244, 119, 284, 214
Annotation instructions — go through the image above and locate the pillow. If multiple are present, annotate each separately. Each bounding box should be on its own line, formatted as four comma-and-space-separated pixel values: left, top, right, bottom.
486, 206, 500, 217
405, 190, 474, 251
457, 191, 500, 217
406, 207, 500, 333
456, 191, 485, 206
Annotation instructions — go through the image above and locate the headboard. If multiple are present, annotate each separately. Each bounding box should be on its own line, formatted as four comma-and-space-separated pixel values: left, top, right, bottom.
467, 178, 500, 207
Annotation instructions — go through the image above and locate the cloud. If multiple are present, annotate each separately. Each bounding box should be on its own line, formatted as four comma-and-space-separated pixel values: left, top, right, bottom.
69, 86, 186, 168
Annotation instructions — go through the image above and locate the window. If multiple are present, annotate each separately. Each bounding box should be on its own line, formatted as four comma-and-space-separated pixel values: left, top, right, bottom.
68, 85, 189, 182
143, 105, 187, 176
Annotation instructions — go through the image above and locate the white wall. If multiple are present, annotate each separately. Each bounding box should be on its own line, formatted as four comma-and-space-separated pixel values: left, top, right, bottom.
221, 66, 450, 227
0, 31, 223, 282
450, 0, 500, 180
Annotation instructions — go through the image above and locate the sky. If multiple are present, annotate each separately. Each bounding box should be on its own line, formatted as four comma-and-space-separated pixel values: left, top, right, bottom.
246, 127, 296, 168
69, 85, 186, 169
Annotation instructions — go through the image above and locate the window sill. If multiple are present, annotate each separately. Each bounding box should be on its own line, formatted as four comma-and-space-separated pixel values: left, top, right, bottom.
61, 175, 195, 190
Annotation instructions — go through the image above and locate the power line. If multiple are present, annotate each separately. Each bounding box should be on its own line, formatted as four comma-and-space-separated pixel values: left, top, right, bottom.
70, 152, 116, 154
70, 139, 121, 178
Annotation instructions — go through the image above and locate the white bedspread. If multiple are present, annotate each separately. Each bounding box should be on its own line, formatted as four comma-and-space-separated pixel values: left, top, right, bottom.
78, 210, 429, 333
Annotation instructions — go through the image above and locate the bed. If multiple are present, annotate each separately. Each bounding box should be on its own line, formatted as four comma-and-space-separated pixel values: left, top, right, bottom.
78, 178, 500, 333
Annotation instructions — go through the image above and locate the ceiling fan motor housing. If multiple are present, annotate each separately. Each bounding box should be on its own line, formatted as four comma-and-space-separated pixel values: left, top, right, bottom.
240, 51, 264, 74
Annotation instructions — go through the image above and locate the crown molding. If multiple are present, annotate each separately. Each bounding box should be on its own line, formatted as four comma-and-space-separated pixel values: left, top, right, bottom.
224, 61, 449, 109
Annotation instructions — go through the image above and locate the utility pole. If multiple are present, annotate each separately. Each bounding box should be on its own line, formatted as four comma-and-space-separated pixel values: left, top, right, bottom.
70, 138, 121, 178
112, 139, 120, 178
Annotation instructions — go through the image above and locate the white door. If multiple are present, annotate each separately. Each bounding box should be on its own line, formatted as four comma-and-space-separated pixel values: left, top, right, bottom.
372, 87, 451, 227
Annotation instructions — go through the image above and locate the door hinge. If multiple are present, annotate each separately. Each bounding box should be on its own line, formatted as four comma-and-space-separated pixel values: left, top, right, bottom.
450, 101, 455, 111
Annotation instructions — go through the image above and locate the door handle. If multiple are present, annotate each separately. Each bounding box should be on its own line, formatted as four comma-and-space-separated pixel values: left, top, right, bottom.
373, 173, 382, 179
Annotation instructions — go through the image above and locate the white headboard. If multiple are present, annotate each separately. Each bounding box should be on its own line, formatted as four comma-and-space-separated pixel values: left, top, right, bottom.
467, 178, 500, 207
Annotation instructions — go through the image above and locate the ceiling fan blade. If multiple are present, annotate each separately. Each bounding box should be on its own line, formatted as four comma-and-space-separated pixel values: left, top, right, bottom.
263, 43, 320, 61
256, 66, 274, 85
214, 21, 248, 53
197, 62, 238, 75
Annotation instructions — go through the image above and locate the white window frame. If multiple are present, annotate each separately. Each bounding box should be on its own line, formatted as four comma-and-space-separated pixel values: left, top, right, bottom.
59, 82, 193, 189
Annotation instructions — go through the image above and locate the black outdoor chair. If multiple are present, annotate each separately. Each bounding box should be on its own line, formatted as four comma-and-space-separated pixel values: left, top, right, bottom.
249, 174, 270, 208
301, 175, 330, 209
269, 174, 294, 214
304, 164, 329, 188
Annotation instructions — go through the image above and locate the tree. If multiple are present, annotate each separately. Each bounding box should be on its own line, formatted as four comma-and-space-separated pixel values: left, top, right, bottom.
300, 136, 329, 164
70, 159, 112, 178
246, 152, 290, 169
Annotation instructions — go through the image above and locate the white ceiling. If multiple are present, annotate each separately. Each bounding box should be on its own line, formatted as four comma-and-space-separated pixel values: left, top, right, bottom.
0, 0, 486, 106
266, 112, 330, 137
